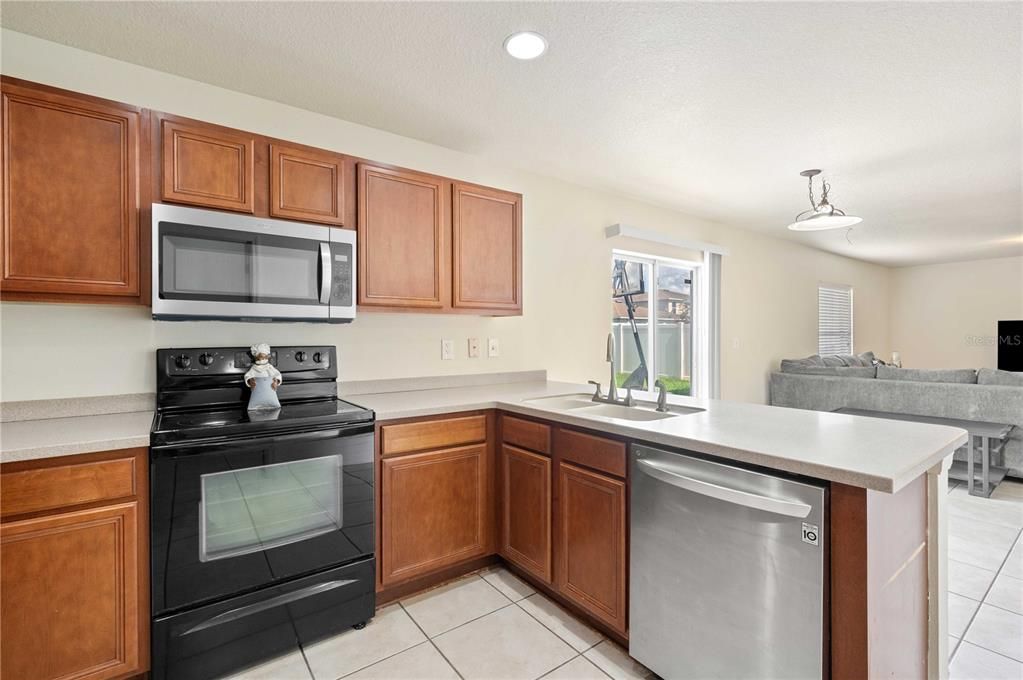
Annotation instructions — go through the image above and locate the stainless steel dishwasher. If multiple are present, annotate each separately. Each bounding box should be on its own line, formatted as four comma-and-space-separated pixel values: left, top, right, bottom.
629, 445, 826, 679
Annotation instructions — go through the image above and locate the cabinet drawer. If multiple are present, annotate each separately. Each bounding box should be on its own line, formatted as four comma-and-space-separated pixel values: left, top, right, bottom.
1, 452, 140, 518
501, 416, 551, 455
555, 428, 626, 478
381, 415, 487, 456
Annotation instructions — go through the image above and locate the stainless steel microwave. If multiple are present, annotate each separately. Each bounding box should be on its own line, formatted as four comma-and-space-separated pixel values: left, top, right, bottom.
152, 204, 356, 323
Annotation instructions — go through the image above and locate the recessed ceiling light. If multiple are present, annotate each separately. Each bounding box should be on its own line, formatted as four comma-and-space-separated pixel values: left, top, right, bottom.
504, 31, 547, 60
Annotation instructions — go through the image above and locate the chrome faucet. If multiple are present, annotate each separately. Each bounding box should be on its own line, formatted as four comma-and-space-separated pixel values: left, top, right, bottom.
587, 334, 635, 406
654, 379, 669, 412
605, 333, 619, 403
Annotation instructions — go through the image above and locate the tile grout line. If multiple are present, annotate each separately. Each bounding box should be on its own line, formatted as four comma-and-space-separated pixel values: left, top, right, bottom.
333, 640, 433, 680
397, 601, 467, 680
954, 525, 1023, 666
513, 592, 609, 659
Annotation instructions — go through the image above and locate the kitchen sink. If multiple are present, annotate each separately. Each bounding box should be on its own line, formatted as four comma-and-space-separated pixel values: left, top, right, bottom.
581, 403, 676, 421
634, 401, 706, 416
525, 394, 704, 421
523, 394, 599, 410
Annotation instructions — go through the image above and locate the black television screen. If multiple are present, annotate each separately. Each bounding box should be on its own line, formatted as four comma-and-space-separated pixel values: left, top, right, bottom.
998, 320, 1023, 372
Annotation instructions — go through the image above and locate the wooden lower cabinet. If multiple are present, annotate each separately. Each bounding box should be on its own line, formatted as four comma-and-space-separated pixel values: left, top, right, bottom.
380, 443, 491, 586
556, 461, 628, 635
0, 448, 148, 680
499, 444, 552, 583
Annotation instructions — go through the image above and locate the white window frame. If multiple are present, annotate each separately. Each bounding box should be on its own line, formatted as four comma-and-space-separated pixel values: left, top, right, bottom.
612, 249, 703, 396
818, 282, 854, 355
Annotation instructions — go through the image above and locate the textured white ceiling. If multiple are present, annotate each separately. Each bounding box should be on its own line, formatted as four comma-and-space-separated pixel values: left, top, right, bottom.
2, 1, 1021, 266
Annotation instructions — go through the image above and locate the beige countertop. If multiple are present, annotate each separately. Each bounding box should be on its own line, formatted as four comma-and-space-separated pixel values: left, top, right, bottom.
1, 410, 154, 463
0, 379, 966, 493
352, 381, 966, 493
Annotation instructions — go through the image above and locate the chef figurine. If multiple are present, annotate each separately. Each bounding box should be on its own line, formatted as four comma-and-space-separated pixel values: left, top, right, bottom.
244, 343, 283, 411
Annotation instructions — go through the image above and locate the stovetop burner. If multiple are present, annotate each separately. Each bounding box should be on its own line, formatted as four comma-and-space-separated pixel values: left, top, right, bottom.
151, 397, 373, 446
151, 345, 374, 447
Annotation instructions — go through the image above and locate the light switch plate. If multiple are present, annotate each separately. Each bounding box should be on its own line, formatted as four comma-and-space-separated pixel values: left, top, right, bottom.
468, 338, 481, 358
488, 338, 500, 357
442, 339, 454, 360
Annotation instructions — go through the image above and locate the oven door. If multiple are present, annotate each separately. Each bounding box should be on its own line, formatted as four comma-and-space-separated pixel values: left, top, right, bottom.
151, 422, 374, 615
151, 203, 355, 322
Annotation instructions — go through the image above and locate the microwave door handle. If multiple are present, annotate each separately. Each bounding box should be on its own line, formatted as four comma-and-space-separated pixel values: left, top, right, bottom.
635, 458, 812, 518
319, 243, 331, 304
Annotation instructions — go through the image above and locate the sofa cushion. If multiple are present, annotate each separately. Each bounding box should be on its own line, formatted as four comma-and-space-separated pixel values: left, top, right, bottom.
781, 365, 876, 378
820, 351, 876, 367
876, 366, 977, 384
977, 368, 1023, 387
781, 351, 875, 372
780, 355, 824, 372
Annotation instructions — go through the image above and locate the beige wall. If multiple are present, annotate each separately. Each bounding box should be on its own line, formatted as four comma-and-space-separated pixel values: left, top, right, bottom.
0, 30, 891, 404
889, 256, 1023, 369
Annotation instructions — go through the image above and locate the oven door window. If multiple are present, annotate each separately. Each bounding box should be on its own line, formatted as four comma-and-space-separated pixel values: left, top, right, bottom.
160, 222, 324, 305
200, 454, 343, 562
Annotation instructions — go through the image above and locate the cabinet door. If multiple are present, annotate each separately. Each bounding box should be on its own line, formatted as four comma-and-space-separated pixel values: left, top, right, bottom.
556, 462, 627, 635
357, 163, 446, 308
270, 143, 346, 225
0, 80, 141, 298
500, 445, 552, 583
380, 444, 489, 585
161, 117, 256, 213
451, 182, 521, 313
1, 502, 141, 680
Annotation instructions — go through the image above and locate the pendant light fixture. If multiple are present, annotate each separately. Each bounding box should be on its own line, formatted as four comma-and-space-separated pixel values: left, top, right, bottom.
787, 169, 862, 231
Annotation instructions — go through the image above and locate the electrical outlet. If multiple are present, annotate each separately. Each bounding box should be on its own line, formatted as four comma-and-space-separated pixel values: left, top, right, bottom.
488, 338, 500, 357
468, 337, 481, 358
441, 339, 454, 360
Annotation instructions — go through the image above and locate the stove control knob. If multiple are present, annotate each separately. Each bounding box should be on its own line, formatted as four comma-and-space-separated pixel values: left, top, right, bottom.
199, 352, 214, 367
295, 351, 307, 362
313, 352, 323, 363
175, 354, 192, 369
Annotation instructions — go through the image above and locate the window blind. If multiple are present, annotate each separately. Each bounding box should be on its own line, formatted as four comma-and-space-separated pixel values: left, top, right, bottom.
818, 284, 853, 355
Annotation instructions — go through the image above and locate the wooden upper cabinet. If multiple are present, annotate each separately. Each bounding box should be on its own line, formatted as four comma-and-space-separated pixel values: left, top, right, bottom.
380, 443, 490, 585
270, 143, 346, 225
160, 116, 256, 213
556, 462, 628, 635
358, 163, 447, 308
0, 78, 141, 299
500, 444, 552, 584
452, 182, 522, 313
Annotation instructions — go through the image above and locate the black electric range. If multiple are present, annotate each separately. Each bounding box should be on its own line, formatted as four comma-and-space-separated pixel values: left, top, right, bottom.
150, 346, 376, 680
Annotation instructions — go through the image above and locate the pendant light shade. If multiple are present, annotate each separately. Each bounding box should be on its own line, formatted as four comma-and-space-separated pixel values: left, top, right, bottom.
787, 169, 861, 231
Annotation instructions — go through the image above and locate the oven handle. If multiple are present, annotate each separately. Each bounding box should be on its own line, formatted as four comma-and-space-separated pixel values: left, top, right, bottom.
318, 242, 332, 304
151, 423, 373, 453
180, 579, 358, 635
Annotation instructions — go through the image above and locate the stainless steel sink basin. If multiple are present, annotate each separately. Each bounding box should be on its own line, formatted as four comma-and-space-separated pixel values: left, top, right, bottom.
634, 401, 706, 416
581, 403, 676, 421
525, 393, 705, 421
524, 394, 600, 410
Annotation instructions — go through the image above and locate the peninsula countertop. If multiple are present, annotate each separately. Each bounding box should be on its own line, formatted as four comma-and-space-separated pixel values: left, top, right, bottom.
1, 379, 966, 493
350, 380, 967, 493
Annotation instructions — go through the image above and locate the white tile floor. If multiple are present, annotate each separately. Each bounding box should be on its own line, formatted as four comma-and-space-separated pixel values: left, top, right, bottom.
948, 479, 1023, 679
223, 480, 1023, 680
223, 566, 646, 680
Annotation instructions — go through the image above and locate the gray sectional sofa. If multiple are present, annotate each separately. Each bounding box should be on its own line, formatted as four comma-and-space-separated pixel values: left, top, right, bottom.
769, 353, 1023, 478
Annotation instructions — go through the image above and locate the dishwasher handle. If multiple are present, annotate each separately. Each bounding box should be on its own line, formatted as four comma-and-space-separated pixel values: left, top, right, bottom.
635, 458, 812, 518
